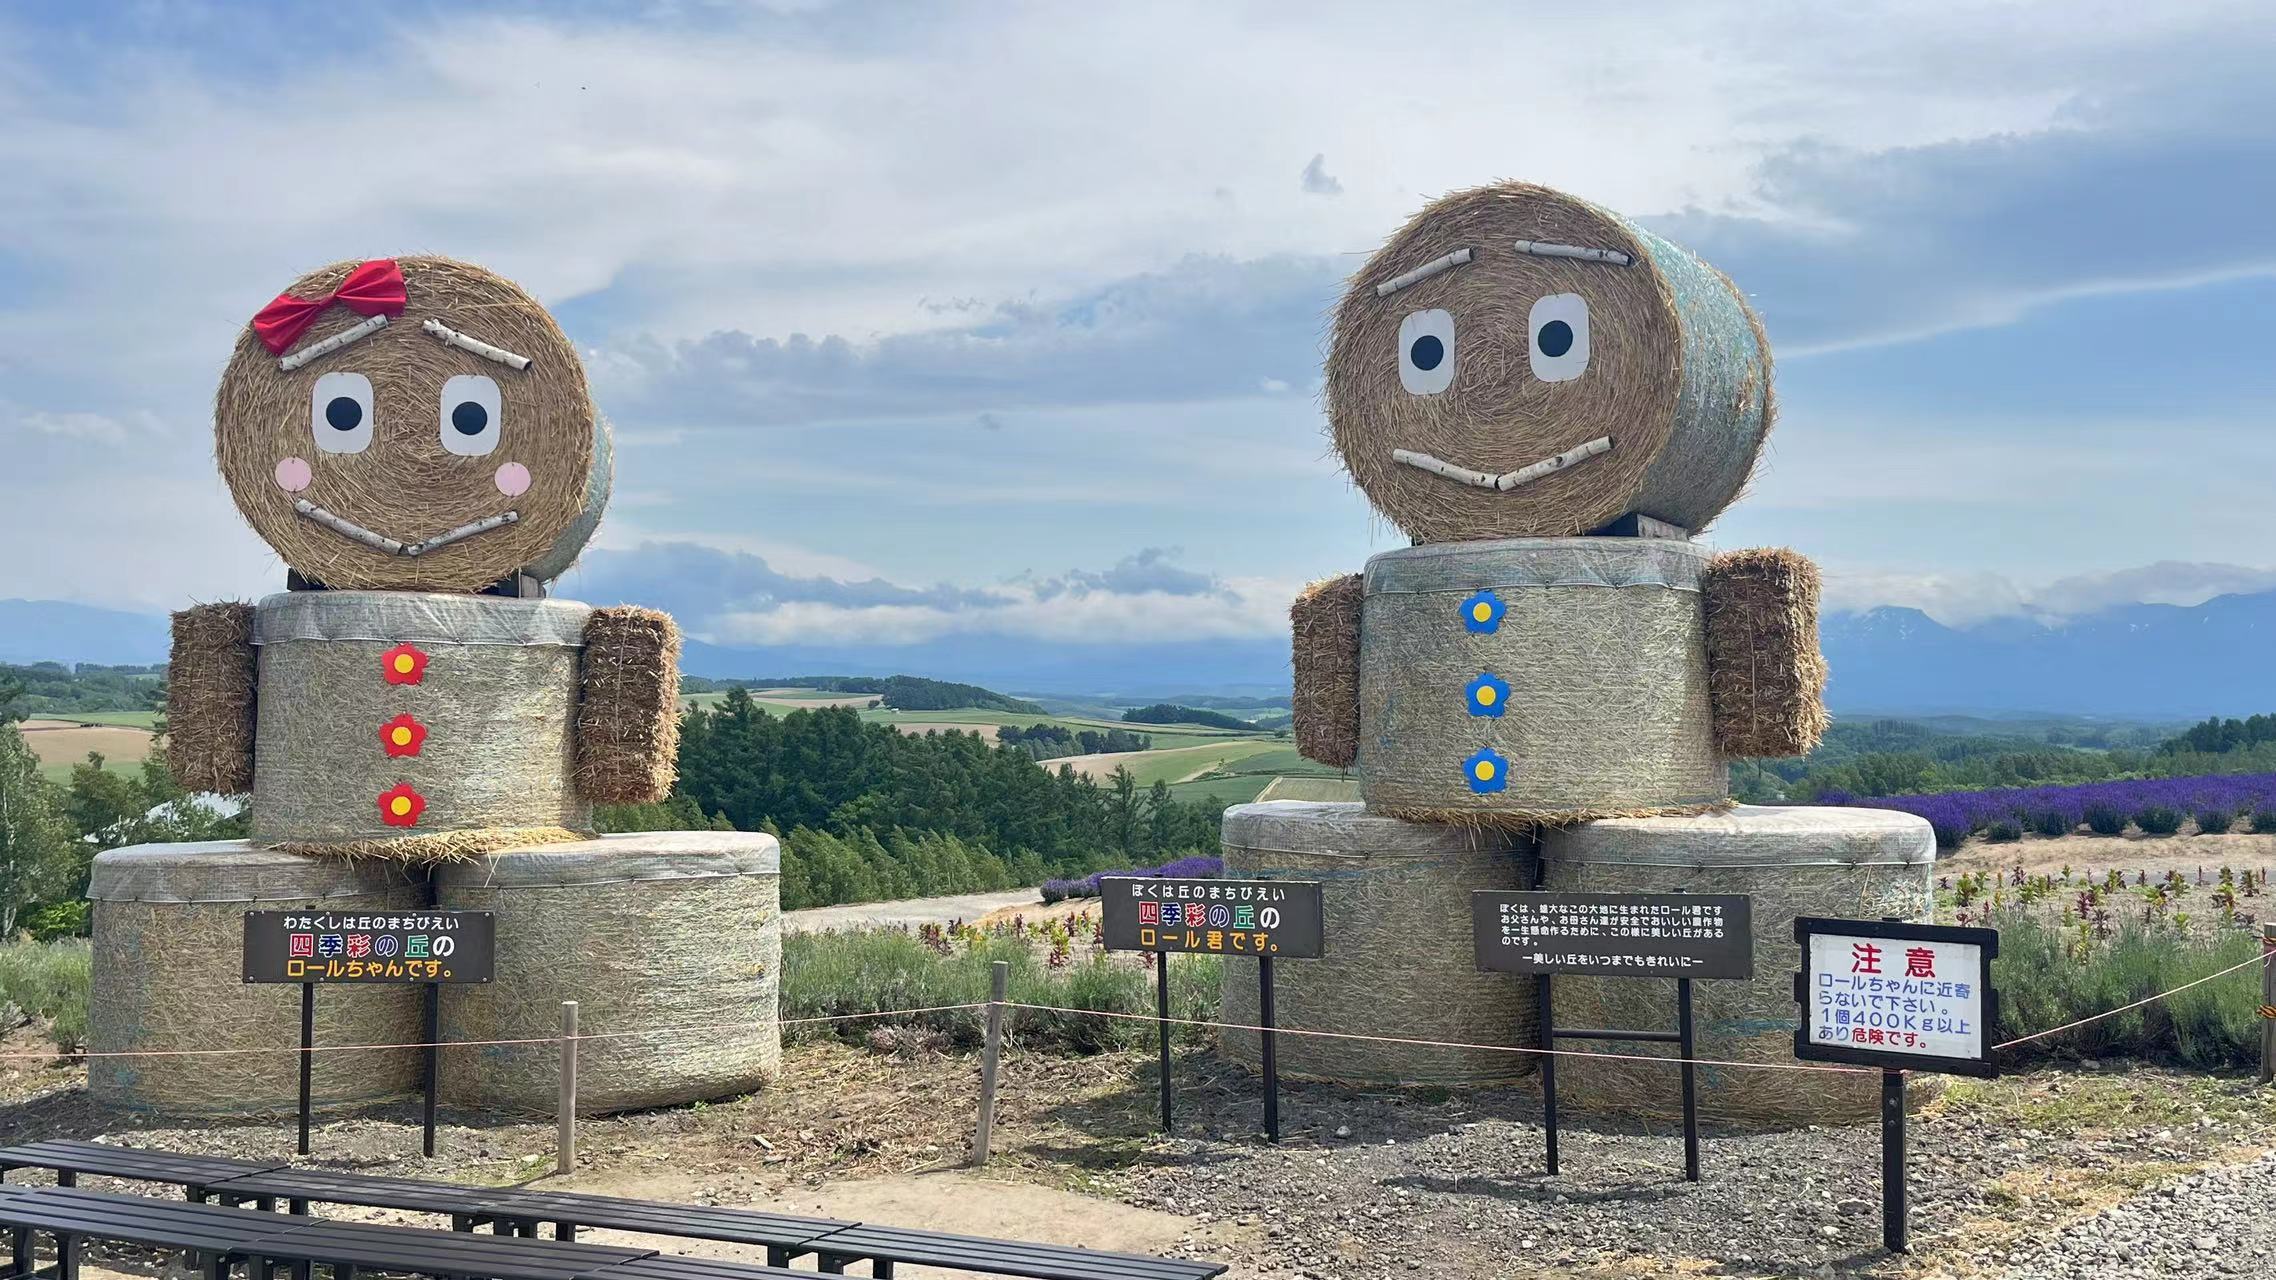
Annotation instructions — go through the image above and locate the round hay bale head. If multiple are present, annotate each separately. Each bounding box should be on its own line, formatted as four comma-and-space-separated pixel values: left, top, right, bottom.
1329, 181, 1772, 542
88, 841, 426, 1116
1218, 801, 1539, 1084
1358, 538, 1725, 823
217, 255, 610, 592
434, 832, 781, 1115
250, 590, 594, 858
1538, 805, 1936, 1126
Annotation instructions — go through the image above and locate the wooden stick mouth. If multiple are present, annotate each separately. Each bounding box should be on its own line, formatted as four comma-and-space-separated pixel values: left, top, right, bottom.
1391, 436, 1614, 492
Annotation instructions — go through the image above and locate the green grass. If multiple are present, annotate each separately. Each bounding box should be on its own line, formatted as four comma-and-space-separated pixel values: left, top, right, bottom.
1255, 776, 1363, 803
0, 939, 90, 1051
1166, 774, 1279, 807
781, 930, 1219, 1053
54, 711, 161, 728
1992, 915, 2267, 1069
36, 757, 139, 785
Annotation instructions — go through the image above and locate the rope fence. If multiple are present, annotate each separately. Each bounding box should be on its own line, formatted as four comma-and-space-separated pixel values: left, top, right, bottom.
6, 946, 2268, 1073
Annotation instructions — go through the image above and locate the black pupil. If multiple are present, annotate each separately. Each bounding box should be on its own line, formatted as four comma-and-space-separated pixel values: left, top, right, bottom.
1537, 320, 1574, 358
451, 401, 489, 436
1409, 334, 1445, 371
324, 396, 361, 431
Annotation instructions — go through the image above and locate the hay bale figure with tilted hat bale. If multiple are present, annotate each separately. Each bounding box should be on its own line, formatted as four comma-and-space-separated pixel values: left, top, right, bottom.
91, 256, 783, 1118
1221, 183, 1935, 1122
168, 255, 679, 859
1293, 181, 1827, 823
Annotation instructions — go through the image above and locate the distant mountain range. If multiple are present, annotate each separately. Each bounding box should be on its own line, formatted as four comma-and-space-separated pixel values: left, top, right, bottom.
7, 590, 2273, 718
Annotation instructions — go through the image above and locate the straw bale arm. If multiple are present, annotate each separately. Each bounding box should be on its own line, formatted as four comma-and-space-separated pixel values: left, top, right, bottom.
1701, 548, 1830, 759
574, 607, 683, 805
1292, 574, 1363, 768
165, 602, 258, 794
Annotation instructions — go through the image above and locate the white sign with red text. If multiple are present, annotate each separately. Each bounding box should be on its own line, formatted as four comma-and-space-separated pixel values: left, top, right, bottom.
1804, 932, 1986, 1065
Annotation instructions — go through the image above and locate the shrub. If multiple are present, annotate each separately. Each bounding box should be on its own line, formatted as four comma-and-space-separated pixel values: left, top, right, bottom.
20, 901, 89, 941
2193, 808, 2234, 836
2083, 804, 2127, 836
1982, 819, 2022, 843
2026, 809, 2074, 838
1993, 917, 2262, 1069
2253, 809, 2276, 835
2134, 806, 2185, 835
0, 939, 90, 1052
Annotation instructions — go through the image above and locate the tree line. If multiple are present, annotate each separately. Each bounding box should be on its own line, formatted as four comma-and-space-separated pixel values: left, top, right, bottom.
995, 722, 1152, 760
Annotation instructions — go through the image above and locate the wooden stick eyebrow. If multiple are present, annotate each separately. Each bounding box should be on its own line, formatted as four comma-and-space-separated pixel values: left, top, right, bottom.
278, 314, 389, 372
421, 318, 534, 371
1375, 248, 1473, 297
1514, 239, 1633, 266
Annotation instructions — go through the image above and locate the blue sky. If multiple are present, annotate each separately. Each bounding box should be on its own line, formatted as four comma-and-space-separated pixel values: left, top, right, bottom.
4, 0, 2274, 658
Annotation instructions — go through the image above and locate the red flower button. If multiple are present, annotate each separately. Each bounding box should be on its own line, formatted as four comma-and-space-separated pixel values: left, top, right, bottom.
381, 644, 428, 685
380, 713, 427, 758
377, 783, 426, 828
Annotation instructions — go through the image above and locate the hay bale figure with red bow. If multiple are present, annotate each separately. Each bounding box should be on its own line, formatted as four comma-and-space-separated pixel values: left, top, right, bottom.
169, 256, 678, 859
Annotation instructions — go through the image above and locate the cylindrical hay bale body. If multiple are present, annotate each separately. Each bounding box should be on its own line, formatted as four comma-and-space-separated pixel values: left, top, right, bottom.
1218, 801, 1539, 1084
1359, 538, 1725, 823
435, 832, 781, 1115
252, 591, 594, 858
89, 841, 425, 1115
1328, 182, 1773, 544
1537, 805, 1936, 1125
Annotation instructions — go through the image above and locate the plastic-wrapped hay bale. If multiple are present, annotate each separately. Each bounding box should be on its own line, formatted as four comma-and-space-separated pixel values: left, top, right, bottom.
1538, 805, 1936, 1125
1358, 537, 1725, 824
435, 832, 781, 1114
252, 590, 595, 859
88, 841, 425, 1115
1218, 801, 1538, 1084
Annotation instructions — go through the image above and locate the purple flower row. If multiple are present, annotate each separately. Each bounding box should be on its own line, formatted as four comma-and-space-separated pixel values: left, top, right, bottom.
1817, 772, 2276, 850
1040, 854, 1225, 903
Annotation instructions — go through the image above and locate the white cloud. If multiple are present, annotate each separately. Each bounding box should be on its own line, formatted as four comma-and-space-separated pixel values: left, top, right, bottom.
1299, 154, 1343, 197
1823, 561, 2276, 628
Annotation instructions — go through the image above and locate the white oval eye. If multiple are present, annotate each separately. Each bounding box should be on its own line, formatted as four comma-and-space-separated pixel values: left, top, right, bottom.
1397, 309, 1456, 396
1528, 294, 1591, 383
309, 372, 374, 454
439, 374, 502, 457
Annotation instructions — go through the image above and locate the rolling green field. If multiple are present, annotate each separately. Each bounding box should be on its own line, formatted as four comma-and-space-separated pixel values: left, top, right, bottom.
56, 711, 161, 728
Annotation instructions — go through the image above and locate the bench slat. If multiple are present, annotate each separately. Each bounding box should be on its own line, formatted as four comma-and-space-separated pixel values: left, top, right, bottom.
482, 1190, 852, 1247
809, 1224, 1229, 1280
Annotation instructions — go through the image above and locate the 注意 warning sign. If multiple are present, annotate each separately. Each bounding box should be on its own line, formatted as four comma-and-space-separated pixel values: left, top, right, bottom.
1471, 891, 1754, 979
244, 910, 495, 984
1793, 917, 1999, 1077
1100, 877, 1324, 959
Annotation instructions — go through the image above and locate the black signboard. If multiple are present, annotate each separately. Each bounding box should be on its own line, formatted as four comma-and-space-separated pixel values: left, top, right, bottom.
1100, 876, 1325, 959
1472, 891, 1753, 979
244, 910, 494, 985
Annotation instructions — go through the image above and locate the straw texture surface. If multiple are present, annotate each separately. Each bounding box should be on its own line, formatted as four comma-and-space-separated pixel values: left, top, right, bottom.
1328, 182, 1771, 542
167, 602, 258, 795
1291, 575, 1363, 768
88, 842, 425, 1115
1702, 547, 1830, 759
574, 606, 683, 805
250, 592, 591, 858
1357, 538, 1726, 824
215, 256, 606, 591
435, 832, 781, 1115
1538, 805, 1936, 1126
1218, 802, 1539, 1084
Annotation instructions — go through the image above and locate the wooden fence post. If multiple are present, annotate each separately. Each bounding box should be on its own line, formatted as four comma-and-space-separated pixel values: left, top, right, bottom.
969, 961, 1010, 1166
558, 1001, 579, 1174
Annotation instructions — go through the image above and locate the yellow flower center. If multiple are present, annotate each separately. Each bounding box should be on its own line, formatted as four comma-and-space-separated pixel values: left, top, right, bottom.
393, 655, 415, 674
389, 796, 413, 817
1471, 602, 1491, 622
391, 727, 413, 746
1473, 760, 1496, 781
1476, 685, 1498, 706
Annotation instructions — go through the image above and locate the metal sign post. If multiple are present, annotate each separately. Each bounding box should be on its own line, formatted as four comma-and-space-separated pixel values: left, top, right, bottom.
1792, 916, 2001, 1254
1101, 875, 1325, 1141
245, 909, 495, 1159
1473, 889, 1753, 1182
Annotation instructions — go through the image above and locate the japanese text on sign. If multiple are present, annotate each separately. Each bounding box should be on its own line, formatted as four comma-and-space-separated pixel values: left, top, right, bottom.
1805, 933, 1984, 1061
244, 910, 495, 984
1472, 892, 1754, 979
1099, 877, 1324, 959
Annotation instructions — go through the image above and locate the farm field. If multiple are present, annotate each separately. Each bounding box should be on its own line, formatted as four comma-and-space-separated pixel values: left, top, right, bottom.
1255, 775, 1362, 803
18, 717, 156, 780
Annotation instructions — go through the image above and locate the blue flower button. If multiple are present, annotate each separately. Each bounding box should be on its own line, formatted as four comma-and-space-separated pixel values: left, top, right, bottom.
1459, 590, 1504, 634
1462, 747, 1510, 794
1465, 672, 1510, 718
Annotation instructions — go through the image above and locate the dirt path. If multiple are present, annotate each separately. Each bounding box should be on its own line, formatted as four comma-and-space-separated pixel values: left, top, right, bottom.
784, 888, 1040, 934
1945, 832, 2276, 880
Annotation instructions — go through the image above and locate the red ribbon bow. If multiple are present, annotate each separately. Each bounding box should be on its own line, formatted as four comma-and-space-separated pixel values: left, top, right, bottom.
251, 259, 408, 355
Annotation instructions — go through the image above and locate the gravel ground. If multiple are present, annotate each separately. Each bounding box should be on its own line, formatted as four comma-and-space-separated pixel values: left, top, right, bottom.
1990, 1149, 2275, 1280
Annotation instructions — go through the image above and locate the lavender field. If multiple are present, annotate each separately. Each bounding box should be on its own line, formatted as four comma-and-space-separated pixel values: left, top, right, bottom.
1819, 773, 2276, 851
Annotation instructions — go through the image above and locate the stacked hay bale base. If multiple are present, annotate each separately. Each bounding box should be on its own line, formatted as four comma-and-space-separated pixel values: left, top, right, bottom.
1218, 801, 1538, 1084
86, 832, 781, 1119
89, 843, 427, 1116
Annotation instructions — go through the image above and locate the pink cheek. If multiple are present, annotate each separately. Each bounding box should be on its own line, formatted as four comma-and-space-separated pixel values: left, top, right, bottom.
274, 457, 312, 493
494, 462, 532, 497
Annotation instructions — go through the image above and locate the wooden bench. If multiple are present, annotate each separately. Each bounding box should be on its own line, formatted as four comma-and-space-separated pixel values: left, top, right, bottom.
0, 1141, 288, 1200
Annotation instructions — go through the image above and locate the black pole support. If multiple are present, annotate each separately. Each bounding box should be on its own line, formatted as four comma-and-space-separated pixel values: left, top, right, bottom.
1155, 954, 1173, 1135
1259, 956, 1279, 1142
422, 983, 441, 1158
1882, 1068, 1907, 1252
1678, 977, 1700, 1183
1538, 972, 1558, 1176
296, 983, 315, 1157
